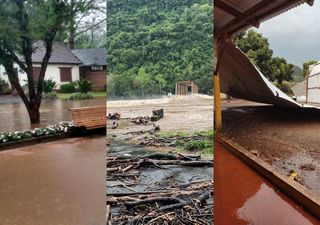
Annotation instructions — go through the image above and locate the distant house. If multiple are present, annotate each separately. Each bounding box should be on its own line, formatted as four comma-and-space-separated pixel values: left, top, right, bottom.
0, 42, 82, 89
72, 48, 106, 91
175, 81, 199, 95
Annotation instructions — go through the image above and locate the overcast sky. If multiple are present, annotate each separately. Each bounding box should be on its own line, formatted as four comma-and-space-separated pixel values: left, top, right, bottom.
254, 1, 320, 68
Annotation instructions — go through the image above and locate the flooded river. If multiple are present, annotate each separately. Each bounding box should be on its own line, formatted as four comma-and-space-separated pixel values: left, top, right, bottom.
0, 136, 105, 225
0, 97, 105, 133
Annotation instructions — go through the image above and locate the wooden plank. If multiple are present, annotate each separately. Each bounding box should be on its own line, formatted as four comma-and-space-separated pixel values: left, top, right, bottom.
216, 135, 320, 219
69, 105, 106, 130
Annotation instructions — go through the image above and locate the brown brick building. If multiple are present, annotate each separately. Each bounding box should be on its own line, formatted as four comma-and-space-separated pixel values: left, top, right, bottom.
72, 48, 107, 91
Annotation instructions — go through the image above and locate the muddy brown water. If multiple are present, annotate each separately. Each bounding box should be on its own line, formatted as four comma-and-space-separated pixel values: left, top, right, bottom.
0, 136, 105, 225
215, 142, 320, 225
0, 98, 105, 133
221, 99, 320, 196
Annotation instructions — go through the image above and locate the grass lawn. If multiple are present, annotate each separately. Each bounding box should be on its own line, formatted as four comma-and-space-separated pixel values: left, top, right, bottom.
56, 91, 106, 100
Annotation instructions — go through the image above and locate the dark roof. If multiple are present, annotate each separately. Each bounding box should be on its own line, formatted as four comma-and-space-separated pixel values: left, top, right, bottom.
72, 48, 106, 66
29, 41, 82, 65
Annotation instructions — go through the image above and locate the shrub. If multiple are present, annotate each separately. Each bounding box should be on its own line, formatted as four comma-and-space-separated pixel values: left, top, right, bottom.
42, 92, 57, 99
0, 78, 11, 95
60, 82, 76, 93
43, 78, 56, 93
68, 93, 93, 100
75, 80, 92, 93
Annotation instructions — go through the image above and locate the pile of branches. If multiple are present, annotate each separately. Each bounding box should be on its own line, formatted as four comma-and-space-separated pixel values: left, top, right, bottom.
139, 135, 206, 147
131, 116, 150, 125
106, 153, 213, 224
106, 180, 213, 225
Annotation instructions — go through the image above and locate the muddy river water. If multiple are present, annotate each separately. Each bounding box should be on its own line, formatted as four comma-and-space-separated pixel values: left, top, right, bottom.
0, 98, 105, 133
0, 136, 105, 225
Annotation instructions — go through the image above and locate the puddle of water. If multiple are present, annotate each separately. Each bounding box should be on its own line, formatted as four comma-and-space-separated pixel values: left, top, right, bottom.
0, 136, 105, 225
214, 142, 320, 225
0, 98, 105, 133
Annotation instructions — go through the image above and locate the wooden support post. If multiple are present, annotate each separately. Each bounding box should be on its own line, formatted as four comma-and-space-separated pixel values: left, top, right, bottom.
214, 73, 222, 132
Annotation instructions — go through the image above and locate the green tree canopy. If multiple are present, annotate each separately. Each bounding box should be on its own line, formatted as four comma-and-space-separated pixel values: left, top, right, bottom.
302, 60, 318, 78
107, 0, 213, 98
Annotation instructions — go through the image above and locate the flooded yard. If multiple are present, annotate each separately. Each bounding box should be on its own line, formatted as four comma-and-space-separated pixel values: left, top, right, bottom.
0, 136, 105, 225
0, 97, 105, 133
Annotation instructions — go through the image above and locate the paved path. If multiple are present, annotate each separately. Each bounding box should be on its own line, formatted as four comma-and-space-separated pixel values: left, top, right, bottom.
0, 136, 105, 225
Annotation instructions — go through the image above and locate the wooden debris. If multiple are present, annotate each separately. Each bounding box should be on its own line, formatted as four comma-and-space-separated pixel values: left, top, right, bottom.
108, 113, 121, 120
151, 108, 164, 121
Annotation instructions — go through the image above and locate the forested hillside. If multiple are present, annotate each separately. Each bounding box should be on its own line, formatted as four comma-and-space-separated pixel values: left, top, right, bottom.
107, 0, 213, 97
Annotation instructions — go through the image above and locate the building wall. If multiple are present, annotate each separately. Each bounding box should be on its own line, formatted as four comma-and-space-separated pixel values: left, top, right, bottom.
0, 64, 80, 89
307, 63, 320, 103
80, 68, 106, 91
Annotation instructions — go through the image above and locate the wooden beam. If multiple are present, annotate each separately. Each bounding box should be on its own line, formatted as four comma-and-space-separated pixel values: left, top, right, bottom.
215, 0, 242, 17
217, 0, 277, 37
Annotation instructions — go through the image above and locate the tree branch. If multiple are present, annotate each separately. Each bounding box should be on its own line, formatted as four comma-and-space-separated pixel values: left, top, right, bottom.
75, 18, 106, 37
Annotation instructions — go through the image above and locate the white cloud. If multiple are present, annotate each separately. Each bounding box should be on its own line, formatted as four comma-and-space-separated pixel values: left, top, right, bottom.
255, 1, 320, 67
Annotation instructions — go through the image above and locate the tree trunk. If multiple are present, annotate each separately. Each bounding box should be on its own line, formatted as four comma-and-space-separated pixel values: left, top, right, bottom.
27, 105, 40, 124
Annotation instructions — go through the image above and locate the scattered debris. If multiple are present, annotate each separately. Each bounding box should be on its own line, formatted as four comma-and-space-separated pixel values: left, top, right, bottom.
112, 121, 118, 129
250, 150, 259, 156
107, 152, 213, 224
108, 113, 121, 120
300, 163, 315, 171
151, 108, 164, 121
131, 116, 150, 125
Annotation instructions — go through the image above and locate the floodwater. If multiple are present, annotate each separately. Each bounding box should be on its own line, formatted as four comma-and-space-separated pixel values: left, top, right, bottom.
107, 94, 213, 132
0, 97, 105, 133
0, 136, 105, 225
214, 141, 320, 225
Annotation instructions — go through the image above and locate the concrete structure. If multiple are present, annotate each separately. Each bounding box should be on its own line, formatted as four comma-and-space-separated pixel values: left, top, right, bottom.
175, 81, 198, 95
72, 48, 106, 91
306, 62, 320, 103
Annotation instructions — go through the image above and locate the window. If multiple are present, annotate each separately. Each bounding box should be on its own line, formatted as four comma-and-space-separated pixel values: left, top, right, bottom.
59, 67, 72, 82
33, 67, 41, 80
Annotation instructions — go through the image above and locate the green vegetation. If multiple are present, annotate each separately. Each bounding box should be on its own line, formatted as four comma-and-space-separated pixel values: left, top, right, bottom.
74, 80, 92, 93
60, 82, 76, 93
156, 129, 214, 154
0, 78, 12, 95
56, 91, 105, 100
302, 60, 317, 78
68, 93, 93, 100
43, 79, 57, 93
42, 92, 58, 99
107, 0, 213, 97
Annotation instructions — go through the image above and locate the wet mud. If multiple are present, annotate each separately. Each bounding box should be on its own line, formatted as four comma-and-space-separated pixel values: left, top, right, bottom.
221, 99, 320, 196
0, 136, 105, 225
215, 142, 320, 225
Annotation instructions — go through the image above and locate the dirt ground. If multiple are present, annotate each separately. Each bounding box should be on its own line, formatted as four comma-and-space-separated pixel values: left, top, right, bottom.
220, 99, 320, 196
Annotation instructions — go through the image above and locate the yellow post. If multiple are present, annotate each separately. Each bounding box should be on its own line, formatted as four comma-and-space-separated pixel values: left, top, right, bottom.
214, 73, 222, 132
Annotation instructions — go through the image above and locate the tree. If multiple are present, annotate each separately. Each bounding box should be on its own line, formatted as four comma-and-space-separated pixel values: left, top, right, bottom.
134, 67, 151, 97
235, 30, 293, 84
0, 0, 68, 123
155, 74, 167, 95
302, 60, 317, 78
65, 0, 106, 49
107, 0, 214, 97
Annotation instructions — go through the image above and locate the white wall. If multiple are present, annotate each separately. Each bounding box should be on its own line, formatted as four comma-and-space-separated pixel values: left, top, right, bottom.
0, 64, 80, 89
307, 62, 320, 103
